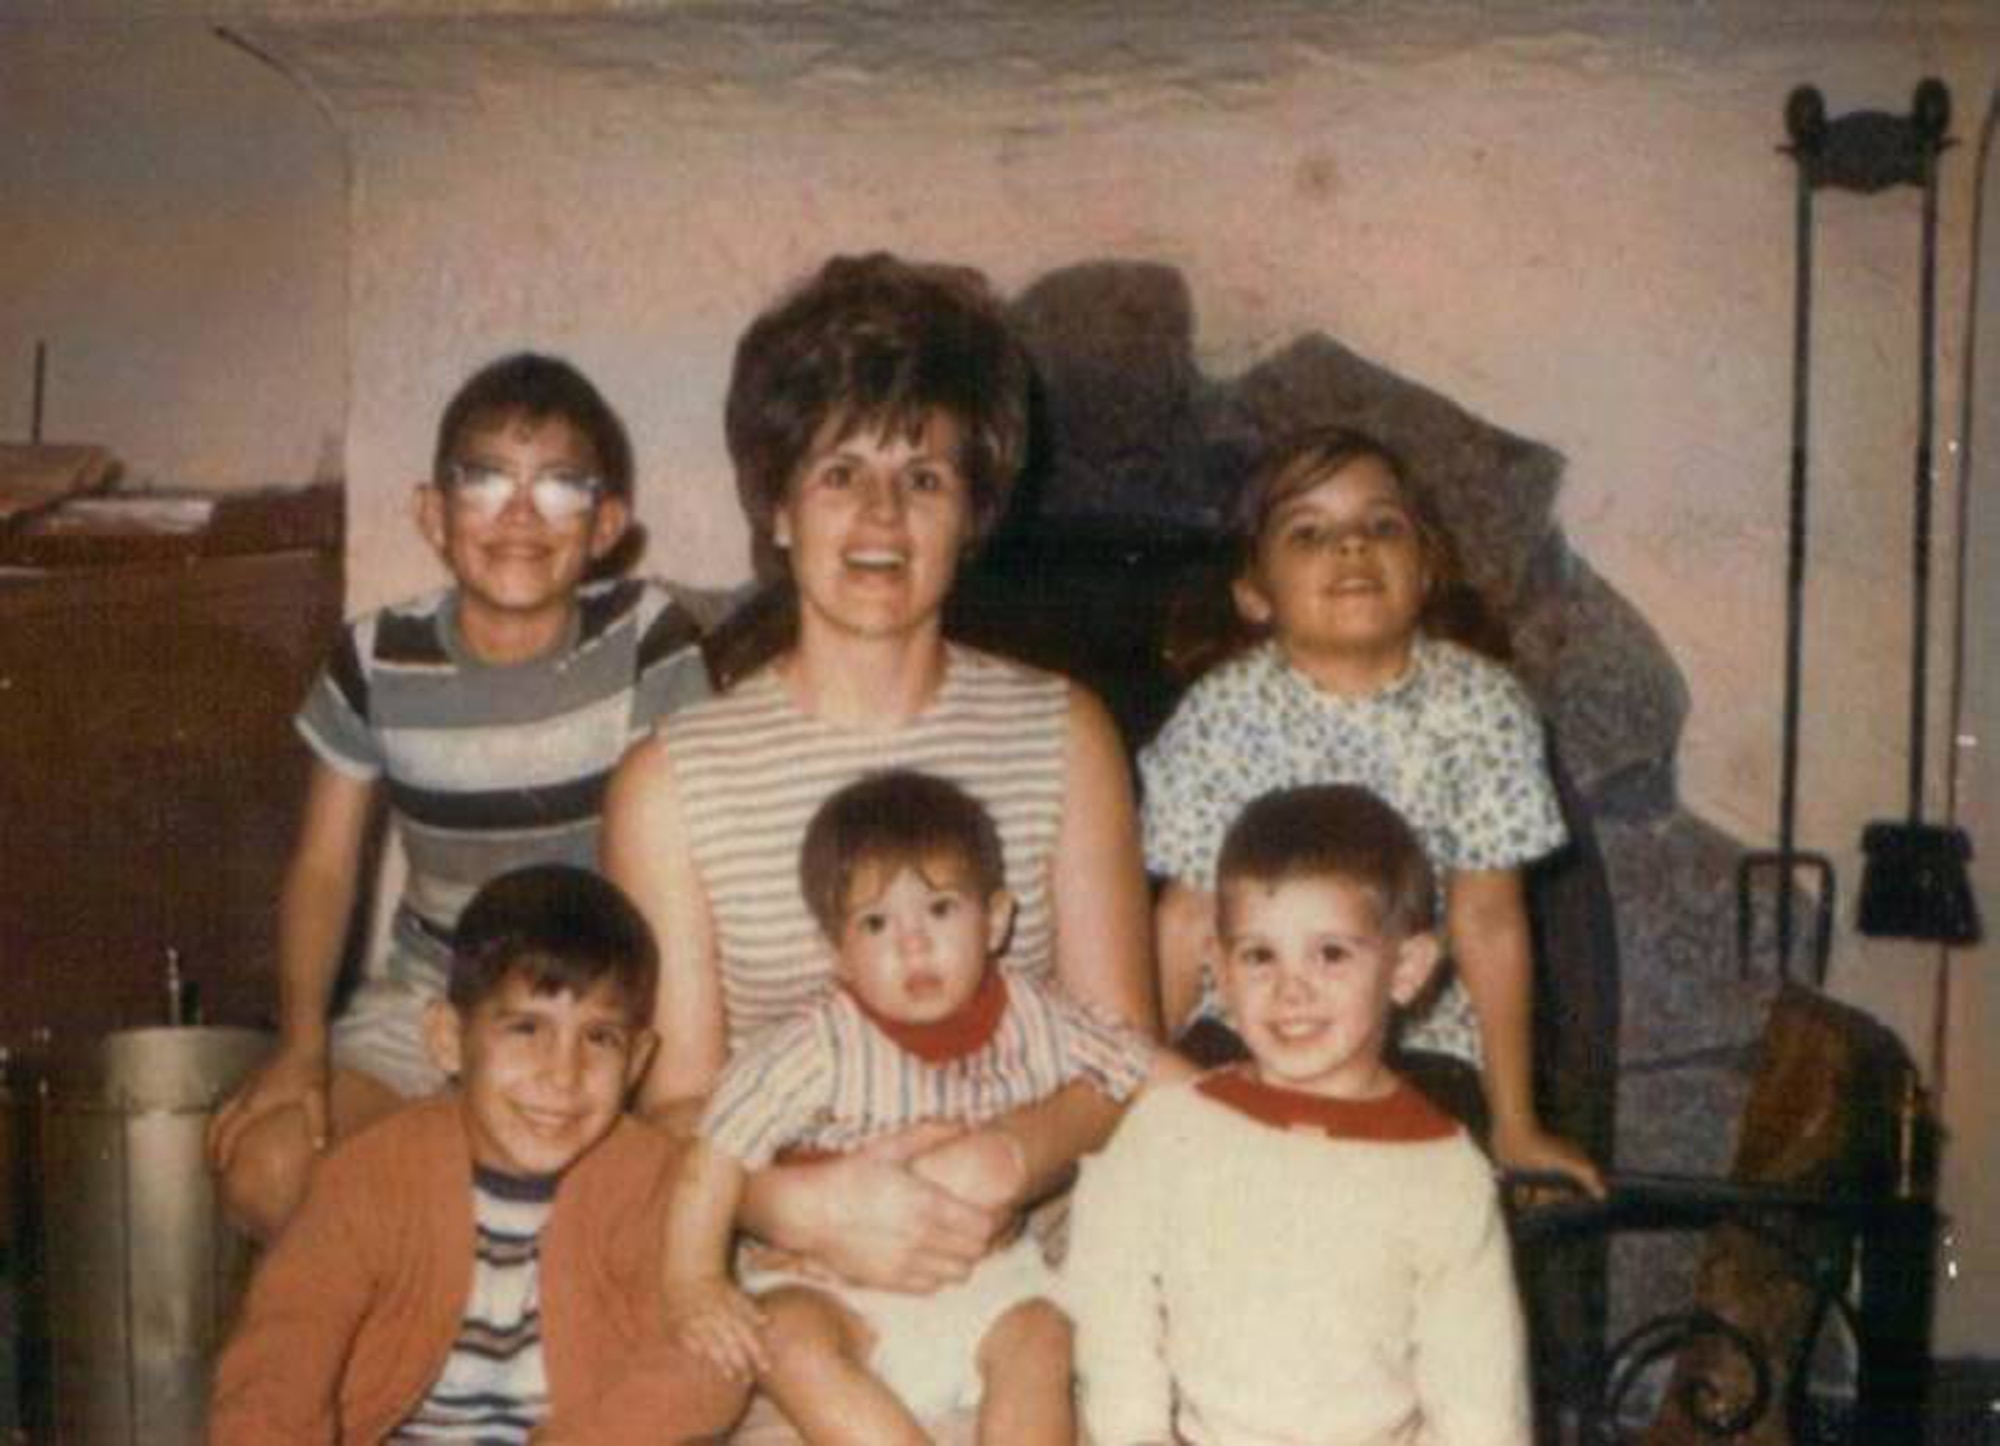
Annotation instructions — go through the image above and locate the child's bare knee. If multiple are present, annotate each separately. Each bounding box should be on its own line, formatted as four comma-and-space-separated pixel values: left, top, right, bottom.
981, 1296, 1072, 1376
217, 1111, 315, 1242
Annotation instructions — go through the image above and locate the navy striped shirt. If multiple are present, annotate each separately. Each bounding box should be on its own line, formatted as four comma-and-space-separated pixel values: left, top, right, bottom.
391, 1167, 556, 1443
297, 578, 709, 991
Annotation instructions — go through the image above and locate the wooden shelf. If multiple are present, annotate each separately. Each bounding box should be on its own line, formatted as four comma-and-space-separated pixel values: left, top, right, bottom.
0, 485, 344, 1047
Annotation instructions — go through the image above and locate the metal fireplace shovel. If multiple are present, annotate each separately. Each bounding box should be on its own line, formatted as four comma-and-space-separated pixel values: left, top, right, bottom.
1855, 79, 1982, 946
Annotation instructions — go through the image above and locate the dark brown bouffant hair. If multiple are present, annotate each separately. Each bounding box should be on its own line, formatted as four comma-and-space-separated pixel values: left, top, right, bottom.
703, 254, 1035, 688
1216, 783, 1437, 936
725, 251, 1032, 568
798, 769, 1007, 939
448, 864, 659, 1024
432, 352, 636, 503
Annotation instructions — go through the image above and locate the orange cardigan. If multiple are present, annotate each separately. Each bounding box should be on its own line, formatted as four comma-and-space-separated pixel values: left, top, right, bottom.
210, 1095, 745, 1444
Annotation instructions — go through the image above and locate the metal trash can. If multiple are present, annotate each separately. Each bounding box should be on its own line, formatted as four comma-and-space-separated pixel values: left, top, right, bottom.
37, 1027, 269, 1445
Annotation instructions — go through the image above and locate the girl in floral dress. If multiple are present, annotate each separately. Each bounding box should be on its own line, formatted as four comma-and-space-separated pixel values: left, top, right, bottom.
1141, 425, 1602, 1194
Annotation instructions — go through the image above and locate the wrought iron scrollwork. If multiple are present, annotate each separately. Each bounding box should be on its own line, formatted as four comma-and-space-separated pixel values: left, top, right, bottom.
1582, 1307, 1775, 1443
1504, 1168, 1930, 1445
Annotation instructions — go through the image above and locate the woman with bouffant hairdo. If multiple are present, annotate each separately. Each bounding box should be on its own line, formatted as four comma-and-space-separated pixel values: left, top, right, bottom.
605, 252, 1156, 1302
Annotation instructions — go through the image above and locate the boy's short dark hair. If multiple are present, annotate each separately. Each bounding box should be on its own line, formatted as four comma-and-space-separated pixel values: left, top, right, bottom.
433, 352, 636, 504
1217, 784, 1437, 936
799, 770, 1006, 938
725, 252, 1031, 573
448, 864, 658, 1023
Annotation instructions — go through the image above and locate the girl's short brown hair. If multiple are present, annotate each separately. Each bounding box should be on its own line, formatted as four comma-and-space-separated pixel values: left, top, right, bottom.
1161, 425, 1508, 680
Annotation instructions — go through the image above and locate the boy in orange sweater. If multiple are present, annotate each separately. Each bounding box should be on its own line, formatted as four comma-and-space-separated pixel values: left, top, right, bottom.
210, 864, 745, 1445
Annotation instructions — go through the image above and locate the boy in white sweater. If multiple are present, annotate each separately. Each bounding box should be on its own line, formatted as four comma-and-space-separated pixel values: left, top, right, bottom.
1065, 783, 1531, 1446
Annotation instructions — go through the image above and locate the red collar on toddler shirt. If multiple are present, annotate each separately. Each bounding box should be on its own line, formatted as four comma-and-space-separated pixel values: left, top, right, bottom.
845, 966, 1009, 1064
1196, 1065, 1459, 1142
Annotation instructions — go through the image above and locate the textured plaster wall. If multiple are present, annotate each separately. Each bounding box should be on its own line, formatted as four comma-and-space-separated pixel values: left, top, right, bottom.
1937, 91, 2000, 1356
0, 16, 345, 489
13, 2, 2000, 1346
242, 4, 1995, 1340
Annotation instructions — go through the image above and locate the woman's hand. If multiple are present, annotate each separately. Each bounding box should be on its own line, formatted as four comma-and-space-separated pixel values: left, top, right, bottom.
761, 1126, 1005, 1294
909, 1128, 1029, 1213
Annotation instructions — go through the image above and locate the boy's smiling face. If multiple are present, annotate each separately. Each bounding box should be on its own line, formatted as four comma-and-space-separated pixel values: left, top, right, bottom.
419, 411, 629, 657
1218, 873, 1438, 1101
424, 973, 655, 1179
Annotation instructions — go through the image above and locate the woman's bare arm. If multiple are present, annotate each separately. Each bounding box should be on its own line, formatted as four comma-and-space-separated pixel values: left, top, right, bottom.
1050, 686, 1158, 1034
1153, 879, 1217, 1039
927, 685, 1158, 1209
661, 1139, 768, 1379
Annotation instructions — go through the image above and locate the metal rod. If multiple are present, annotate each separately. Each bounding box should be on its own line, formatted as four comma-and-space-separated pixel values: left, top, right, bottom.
31, 340, 46, 444
1777, 130, 1817, 972
1908, 132, 1942, 822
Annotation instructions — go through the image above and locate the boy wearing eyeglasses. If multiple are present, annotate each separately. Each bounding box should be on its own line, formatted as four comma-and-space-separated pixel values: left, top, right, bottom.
208, 352, 716, 1242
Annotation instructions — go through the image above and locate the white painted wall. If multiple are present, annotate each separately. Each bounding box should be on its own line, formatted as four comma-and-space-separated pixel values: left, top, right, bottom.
1936, 80, 2000, 1358
9, 0, 1998, 1347
0, 15, 346, 490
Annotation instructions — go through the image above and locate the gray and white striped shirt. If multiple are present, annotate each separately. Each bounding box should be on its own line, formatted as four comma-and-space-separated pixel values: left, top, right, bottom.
666, 645, 1069, 1051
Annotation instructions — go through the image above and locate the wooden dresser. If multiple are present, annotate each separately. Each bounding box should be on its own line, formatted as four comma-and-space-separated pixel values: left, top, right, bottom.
0, 485, 344, 1050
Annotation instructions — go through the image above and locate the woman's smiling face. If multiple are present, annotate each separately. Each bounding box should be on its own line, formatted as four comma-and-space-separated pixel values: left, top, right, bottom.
774, 407, 974, 645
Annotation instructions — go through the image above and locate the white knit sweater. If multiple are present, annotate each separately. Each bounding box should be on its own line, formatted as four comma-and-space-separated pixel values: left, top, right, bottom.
1063, 1076, 1531, 1446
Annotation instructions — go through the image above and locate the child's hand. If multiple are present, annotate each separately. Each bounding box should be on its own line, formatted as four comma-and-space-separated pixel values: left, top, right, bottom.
664, 1277, 769, 1380
1492, 1120, 1605, 1200
909, 1127, 1028, 1213
207, 1046, 332, 1167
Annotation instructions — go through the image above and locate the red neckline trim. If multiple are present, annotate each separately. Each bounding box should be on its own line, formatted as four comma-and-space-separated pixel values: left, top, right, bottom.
1196, 1065, 1458, 1142
846, 967, 1009, 1064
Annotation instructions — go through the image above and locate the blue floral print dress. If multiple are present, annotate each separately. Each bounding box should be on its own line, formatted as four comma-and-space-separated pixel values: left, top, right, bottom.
1139, 635, 1566, 1063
